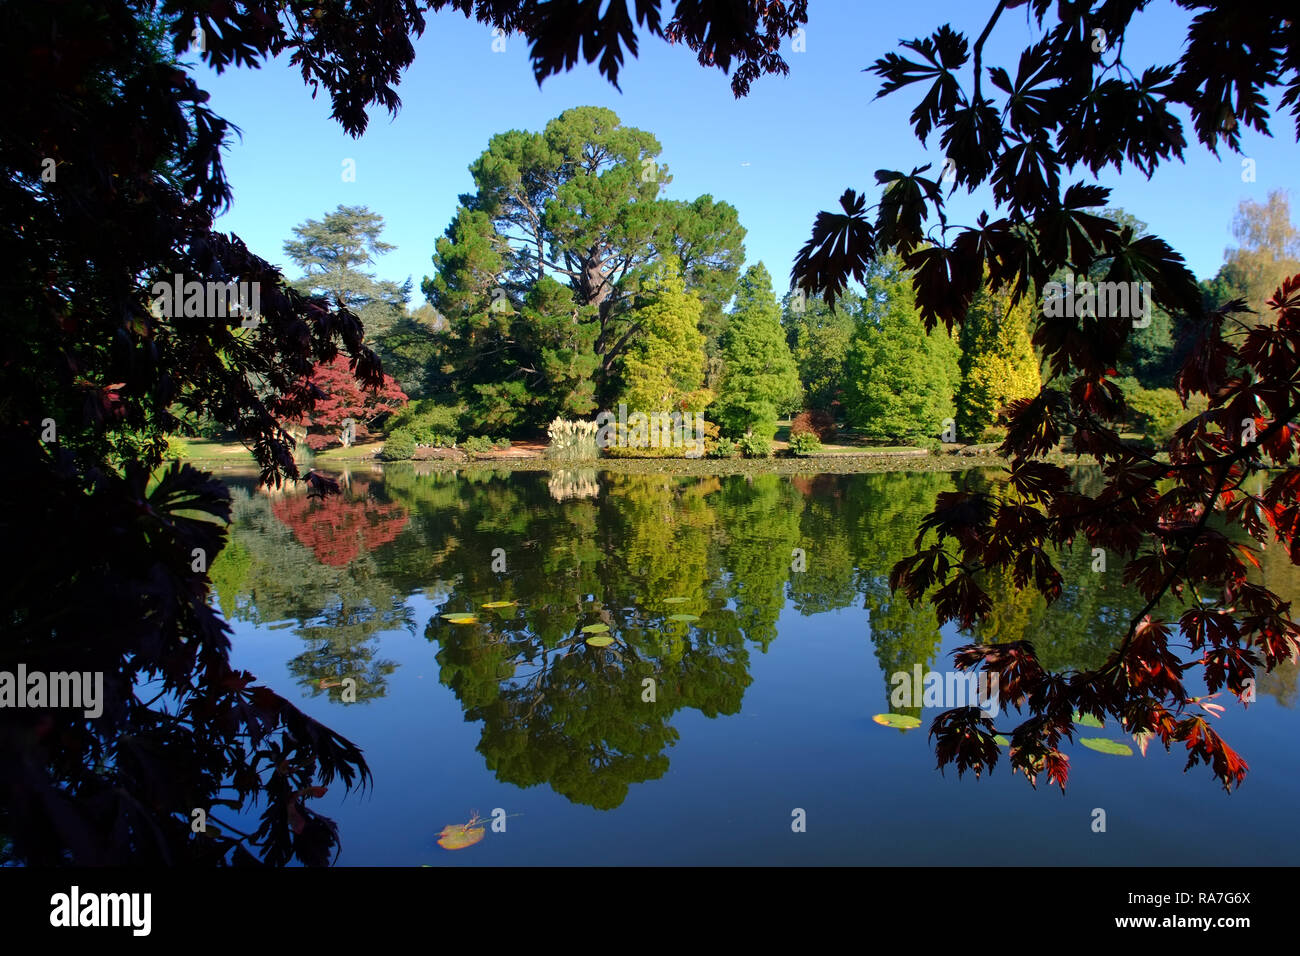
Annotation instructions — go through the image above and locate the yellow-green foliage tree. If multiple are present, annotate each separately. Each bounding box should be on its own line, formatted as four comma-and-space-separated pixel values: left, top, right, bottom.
956, 283, 1042, 439
1219, 189, 1300, 322
618, 260, 712, 413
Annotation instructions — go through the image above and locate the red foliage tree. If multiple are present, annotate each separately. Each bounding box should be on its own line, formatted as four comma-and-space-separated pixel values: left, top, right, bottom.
292, 355, 407, 450
791, 409, 837, 442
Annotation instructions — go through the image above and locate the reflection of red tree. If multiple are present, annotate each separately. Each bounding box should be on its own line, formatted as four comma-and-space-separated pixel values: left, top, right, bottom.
273, 482, 409, 566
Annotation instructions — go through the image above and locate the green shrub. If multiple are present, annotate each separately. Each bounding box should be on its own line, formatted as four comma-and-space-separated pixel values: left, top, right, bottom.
786, 432, 823, 456
738, 434, 772, 458
602, 445, 690, 458
1115, 377, 1205, 443
387, 399, 463, 445
462, 435, 495, 456
162, 435, 189, 460
494, 438, 512, 450
707, 436, 738, 459
380, 429, 417, 461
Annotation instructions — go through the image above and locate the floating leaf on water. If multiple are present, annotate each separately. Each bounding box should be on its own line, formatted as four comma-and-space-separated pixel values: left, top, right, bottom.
481, 600, 518, 609
436, 822, 486, 851
581, 623, 610, 634
872, 713, 922, 730
585, 635, 614, 648
441, 613, 478, 624
1072, 710, 1104, 728
1080, 737, 1133, 756
994, 735, 1010, 746
667, 613, 699, 623
663, 597, 689, 604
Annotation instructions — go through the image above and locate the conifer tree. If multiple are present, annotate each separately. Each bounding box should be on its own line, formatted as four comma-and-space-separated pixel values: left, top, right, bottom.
713, 263, 803, 437
955, 283, 1042, 439
843, 257, 958, 443
619, 260, 711, 413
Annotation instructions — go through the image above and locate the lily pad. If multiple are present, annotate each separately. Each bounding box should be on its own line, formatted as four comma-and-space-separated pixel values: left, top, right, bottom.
441, 613, 478, 624
581, 623, 610, 634
585, 634, 614, 648
667, 613, 699, 623
1080, 737, 1133, 756
436, 822, 486, 851
481, 600, 518, 609
663, 597, 689, 604
1072, 710, 1105, 728
994, 735, 1010, 746
872, 713, 922, 730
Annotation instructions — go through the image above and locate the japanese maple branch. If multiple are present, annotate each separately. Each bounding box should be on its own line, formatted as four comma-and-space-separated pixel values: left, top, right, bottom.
1103, 405, 1300, 675
971, 0, 1008, 106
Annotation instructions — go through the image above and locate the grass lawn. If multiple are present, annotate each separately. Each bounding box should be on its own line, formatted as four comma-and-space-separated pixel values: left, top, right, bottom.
181, 438, 258, 466
314, 441, 384, 463
180, 437, 386, 468
772, 420, 931, 455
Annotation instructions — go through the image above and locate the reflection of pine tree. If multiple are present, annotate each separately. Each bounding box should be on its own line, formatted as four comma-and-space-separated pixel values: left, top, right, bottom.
789, 476, 859, 614
423, 472, 763, 809
838, 472, 957, 714
716, 474, 803, 651
959, 468, 1182, 673
866, 584, 943, 719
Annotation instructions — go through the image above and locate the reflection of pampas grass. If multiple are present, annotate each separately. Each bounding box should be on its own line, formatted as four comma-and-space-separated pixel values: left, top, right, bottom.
546, 417, 599, 461
548, 469, 600, 502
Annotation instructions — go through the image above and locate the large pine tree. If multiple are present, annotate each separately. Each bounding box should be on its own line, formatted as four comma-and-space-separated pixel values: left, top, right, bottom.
283, 204, 411, 339
713, 263, 803, 438
423, 107, 745, 431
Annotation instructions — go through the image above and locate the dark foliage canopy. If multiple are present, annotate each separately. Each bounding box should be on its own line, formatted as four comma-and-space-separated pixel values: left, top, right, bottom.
792, 0, 1300, 790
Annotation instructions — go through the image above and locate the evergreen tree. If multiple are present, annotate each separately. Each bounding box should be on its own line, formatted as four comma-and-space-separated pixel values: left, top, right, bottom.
843, 257, 958, 443
955, 282, 1042, 439
1087, 209, 1175, 388
423, 108, 745, 429
713, 263, 803, 438
782, 288, 857, 414
283, 204, 411, 339
372, 303, 446, 398
618, 260, 712, 413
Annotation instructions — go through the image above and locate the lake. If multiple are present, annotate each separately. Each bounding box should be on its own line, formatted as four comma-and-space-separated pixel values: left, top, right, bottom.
213, 465, 1300, 865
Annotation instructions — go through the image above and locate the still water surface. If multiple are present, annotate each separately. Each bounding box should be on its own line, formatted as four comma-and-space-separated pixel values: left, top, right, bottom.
214, 466, 1300, 864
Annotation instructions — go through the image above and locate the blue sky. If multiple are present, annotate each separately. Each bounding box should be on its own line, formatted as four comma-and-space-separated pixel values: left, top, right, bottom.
195, 1, 1296, 305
